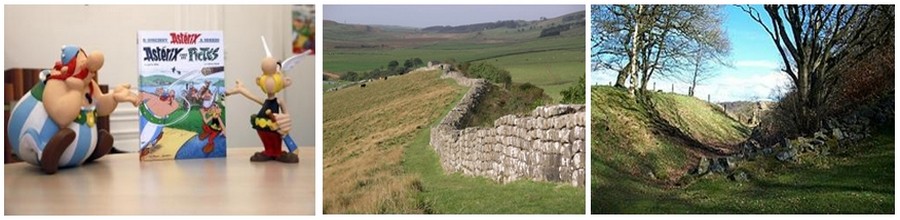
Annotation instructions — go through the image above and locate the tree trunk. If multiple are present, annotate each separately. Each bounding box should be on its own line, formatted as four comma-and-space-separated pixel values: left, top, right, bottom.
614, 66, 628, 88
627, 5, 643, 98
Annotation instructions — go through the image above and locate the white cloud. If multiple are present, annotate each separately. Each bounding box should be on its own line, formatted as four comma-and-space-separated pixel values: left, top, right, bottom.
735, 60, 780, 70
591, 69, 791, 102
591, 70, 790, 102
697, 71, 790, 102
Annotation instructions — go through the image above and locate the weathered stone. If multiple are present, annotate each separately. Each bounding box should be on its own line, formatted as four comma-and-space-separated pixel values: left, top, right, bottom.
430, 73, 586, 187
692, 157, 710, 176
782, 137, 792, 149
762, 146, 774, 155
720, 156, 737, 171
832, 128, 844, 140
709, 157, 725, 173
574, 152, 584, 168
728, 171, 749, 182
809, 139, 825, 146
814, 131, 828, 141
776, 149, 797, 162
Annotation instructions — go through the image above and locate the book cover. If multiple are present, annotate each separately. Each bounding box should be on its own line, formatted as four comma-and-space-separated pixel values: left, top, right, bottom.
137, 31, 226, 161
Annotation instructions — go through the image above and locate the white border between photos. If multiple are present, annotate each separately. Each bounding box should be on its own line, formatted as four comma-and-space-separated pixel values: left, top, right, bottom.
1, 0, 898, 219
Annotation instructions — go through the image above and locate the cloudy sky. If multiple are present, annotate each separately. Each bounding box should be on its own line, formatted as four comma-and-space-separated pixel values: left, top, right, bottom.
591, 5, 792, 102
324, 5, 584, 28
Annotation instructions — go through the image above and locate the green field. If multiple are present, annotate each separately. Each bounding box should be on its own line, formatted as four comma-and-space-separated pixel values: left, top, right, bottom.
478, 49, 584, 102
324, 11, 585, 103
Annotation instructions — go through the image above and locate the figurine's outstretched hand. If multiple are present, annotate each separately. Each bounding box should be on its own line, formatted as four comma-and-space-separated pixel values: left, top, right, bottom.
226, 80, 250, 96
113, 84, 140, 106
272, 113, 291, 135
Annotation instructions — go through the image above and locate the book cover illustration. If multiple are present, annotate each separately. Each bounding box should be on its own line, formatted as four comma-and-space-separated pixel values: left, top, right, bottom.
138, 31, 226, 161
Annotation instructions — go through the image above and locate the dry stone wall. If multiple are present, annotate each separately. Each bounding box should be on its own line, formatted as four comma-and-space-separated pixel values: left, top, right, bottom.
431, 71, 586, 187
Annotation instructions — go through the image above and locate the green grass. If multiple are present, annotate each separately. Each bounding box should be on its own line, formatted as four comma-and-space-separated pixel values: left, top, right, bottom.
594, 129, 895, 213
403, 107, 585, 214
649, 93, 750, 145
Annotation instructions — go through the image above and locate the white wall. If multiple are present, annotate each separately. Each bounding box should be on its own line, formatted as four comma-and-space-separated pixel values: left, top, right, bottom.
4, 5, 316, 150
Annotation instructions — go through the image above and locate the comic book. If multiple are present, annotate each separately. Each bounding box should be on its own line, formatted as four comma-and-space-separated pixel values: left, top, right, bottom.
137, 31, 226, 161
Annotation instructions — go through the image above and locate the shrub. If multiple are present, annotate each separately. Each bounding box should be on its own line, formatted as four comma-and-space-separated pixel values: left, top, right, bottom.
464, 62, 512, 85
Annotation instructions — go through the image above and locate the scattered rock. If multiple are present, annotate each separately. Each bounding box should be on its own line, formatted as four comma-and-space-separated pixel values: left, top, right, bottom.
762, 147, 774, 155
776, 149, 797, 162
709, 157, 725, 173
832, 128, 844, 140
782, 137, 792, 150
728, 171, 750, 182
809, 139, 825, 146
691, 157, 710, 176
814, 131, 828, 141
719, 157, 737, 171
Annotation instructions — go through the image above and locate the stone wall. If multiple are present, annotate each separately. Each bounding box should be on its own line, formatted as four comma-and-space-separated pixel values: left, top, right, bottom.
431, 71, 586, 187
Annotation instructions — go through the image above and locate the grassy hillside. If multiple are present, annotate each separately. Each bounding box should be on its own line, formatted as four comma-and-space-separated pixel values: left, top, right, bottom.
592, 86, 749, 184
591, 85, 893, 213
323, 70, 464, 213
324, 70, 585, 214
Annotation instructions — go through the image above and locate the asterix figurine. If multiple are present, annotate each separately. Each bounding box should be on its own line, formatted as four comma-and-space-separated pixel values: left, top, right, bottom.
7, 45, 140, 174
226, 37, 300, 163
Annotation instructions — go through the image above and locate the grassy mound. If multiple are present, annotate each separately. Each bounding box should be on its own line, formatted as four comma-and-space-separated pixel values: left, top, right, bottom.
592, 86, 749, 184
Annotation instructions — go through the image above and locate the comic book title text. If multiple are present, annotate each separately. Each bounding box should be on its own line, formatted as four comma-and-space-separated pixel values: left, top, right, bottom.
143, 47, 220, 62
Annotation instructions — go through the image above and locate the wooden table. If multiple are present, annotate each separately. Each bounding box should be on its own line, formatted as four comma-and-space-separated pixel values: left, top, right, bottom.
5, 147, 315, 215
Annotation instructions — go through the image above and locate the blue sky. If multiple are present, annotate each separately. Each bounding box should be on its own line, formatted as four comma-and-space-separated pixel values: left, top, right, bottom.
591, 5, 790, 102
324, 5, 584, 28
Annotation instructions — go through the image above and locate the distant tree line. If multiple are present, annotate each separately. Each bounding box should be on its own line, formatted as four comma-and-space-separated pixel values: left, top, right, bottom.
341, 58, 425, 81
422, 20, 525, 33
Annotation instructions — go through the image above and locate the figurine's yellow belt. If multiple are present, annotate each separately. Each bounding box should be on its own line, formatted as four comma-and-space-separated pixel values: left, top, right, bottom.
74, 107, 97, 127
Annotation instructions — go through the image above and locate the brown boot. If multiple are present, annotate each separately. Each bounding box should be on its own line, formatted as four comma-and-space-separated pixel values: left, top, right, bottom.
85, 129, 113, 163
41, 128, 76, 174
203, 142, 214, 154
275, 151, 299, 163
250, 152, 272, 162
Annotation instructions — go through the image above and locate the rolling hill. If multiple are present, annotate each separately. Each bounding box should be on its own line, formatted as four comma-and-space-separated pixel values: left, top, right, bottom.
324, 10, 585, 103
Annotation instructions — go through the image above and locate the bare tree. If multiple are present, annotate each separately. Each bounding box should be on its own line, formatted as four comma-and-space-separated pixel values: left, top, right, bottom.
683, 38, 731, 97
740, 4, 894, 133
685, 50, 715, 96
592, 5, 730, 97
